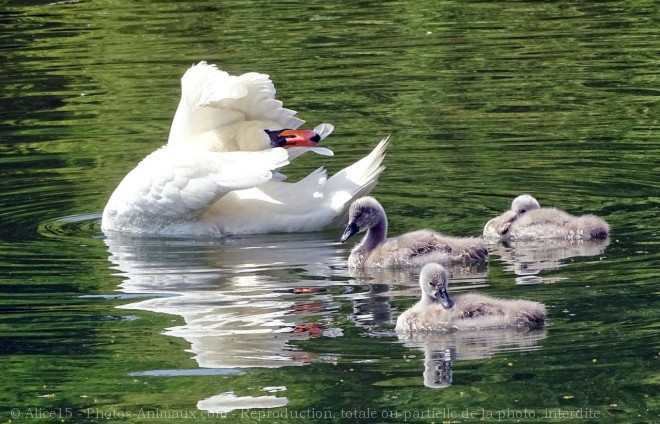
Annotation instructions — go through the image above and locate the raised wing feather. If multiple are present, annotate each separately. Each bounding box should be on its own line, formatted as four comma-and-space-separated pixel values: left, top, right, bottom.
168, 62, 303, 145
216, 71, 303, 128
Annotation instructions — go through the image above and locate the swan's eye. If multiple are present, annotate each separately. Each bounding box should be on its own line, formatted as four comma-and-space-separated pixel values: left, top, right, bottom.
429, 281, 436, 287
520, 209, 526, 213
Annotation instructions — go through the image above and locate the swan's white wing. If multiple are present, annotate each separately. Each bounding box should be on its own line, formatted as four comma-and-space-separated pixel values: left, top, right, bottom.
204, 167, 334, 234
146, 147, 290, 217
103, 147, 290, 227
218, 71, 303, 127
168, 62, 303, 145
182, 62, 247, 111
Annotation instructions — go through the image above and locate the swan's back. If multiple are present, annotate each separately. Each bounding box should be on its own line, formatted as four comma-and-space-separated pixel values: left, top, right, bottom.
396, 293, 546, 333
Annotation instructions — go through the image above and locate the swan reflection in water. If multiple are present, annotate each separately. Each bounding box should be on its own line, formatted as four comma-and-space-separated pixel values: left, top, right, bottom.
488, 238, 610, 284
105, 232, 349, 369
397, 329, 547, 388
105, 232, 354, 412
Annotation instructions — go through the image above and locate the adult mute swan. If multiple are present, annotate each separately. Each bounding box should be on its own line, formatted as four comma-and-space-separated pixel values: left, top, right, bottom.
340, 197, 487, 268
395, 263, 546, 332
101, 61, 388, 236
483, 194, 609, 240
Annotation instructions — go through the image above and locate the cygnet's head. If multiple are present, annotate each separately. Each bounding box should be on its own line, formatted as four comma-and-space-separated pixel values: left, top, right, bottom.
419, 263, 454, 309
511, 194, 540, 214
340, 196, 386, 242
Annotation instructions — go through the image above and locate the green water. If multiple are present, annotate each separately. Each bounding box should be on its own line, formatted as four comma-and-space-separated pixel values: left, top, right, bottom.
1, 0, 658, 423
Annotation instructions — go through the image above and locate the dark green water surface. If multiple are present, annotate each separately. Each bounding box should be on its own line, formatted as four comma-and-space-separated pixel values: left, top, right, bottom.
1, 1, 658, 423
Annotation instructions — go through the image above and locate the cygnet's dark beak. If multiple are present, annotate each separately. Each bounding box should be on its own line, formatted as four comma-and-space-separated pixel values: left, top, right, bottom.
435, 286, 454, 310
265, 129, 321, 148
340, 222, 359, 243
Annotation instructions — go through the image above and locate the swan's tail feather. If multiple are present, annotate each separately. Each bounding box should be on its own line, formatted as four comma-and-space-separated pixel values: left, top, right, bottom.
325, 136, 389, 215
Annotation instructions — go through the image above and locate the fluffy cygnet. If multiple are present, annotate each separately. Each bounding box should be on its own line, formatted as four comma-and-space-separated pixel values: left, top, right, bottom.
483, 194, 609, 240
395, 263, 546, 332
341, 197, 487, 268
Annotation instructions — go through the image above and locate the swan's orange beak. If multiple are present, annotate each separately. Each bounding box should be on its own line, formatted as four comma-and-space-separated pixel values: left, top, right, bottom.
266, 129, 321, 148
278, 129, 321, 147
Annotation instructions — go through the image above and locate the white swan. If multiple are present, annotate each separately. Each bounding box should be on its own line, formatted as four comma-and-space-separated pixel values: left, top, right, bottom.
340, 197, 488, 268
395, 263, 547, 332
101, 61, 388, 236
483, 194, 609, 240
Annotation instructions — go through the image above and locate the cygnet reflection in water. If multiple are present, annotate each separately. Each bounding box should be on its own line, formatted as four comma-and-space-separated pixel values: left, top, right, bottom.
488, 237, 610, 284
397, 328, 547, 388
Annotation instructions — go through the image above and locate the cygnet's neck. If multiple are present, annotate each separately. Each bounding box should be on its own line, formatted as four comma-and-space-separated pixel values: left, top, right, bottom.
418, 290, 439, 307
357, 211, 387, 253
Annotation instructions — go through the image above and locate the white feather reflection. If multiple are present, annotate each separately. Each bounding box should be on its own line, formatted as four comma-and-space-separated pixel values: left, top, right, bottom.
488, 238, 610, 284
105, 232, 347, 369
197, 391, 288, 414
